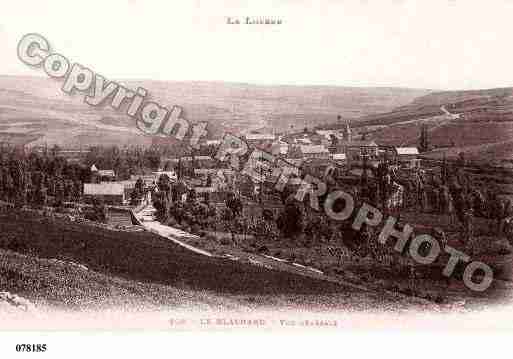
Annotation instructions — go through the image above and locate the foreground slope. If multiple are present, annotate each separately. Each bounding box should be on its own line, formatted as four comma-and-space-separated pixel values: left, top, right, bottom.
0, 209, 433, 312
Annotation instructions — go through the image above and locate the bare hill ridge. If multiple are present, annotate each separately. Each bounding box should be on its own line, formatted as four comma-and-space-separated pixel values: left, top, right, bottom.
358, 87, 513, 126
343, 87, 513, 160
0, 75, 429, 147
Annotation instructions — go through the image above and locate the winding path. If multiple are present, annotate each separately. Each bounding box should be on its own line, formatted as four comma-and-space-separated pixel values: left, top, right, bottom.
399, 106, 461, 146
132, 200, 434, 305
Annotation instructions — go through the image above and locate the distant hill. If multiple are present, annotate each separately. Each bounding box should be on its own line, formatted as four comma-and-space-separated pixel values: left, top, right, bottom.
338, 87, 513, 160
0, 75, 429, 148
359, 87, 513, 126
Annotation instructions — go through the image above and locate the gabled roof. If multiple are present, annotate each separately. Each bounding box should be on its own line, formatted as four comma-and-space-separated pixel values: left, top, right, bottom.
345, 140, 378, 147
332, 153, 347, 160
244, 133, 276, 141
130, 175, 157, 184
299, 145, 329, 154
297, 138, 312, 144
165, 156, 214, 162
153, 171, 177, 179
284, 158, 304, 166
98, 169, 115, 177
395, 147, 419, 155
316, 129, 342, 138
271, 143, 289, 154
116, 180, 137, 188
84, 183, 124, 196
180, 156, 214, 161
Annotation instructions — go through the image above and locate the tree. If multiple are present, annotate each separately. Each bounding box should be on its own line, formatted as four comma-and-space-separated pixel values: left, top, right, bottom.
419, 124, 429, 152
130, 178, 145, 206
50, 144, 61, 158
225, 192, 242, 216
135, 178, 145, 197
277, 199, 303, 239
63, 179, 75, 203
73, 180, 82, 201
54, 177, 65, 208
145, 148, 161, 169
441, 155, 449, 185
3, 171, 14, 202
85, 197, 108, 223
329, 134, 339, 147
0, 149, 87, 208
34, 179, 48, 207
0, 166, 4, 198
10, 160, 27, 207
115, 157, 130, 180
457, 152, 466, 167
157, 174, 171, 196
30, 171, 46, 206
153, 191, 169, 222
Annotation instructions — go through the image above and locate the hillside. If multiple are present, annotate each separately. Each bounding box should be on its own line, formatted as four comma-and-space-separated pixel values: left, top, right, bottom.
0, 209, 435, 313
348, 87, 513, 160
0, 75, 429, 148
358, 87, 513, 126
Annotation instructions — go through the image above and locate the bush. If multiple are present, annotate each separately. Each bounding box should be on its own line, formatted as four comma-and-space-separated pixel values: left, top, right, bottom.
402, 288, 413, 296
205, 235, 217, 242
166, 217, 178, 226
434, 295, 445, 304
220, 237, 233, 246
257, 245, 269, 254
191, 224, 201, 234
497, 247, 511, 255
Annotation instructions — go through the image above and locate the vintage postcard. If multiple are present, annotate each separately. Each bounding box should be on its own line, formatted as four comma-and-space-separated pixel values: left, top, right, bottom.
1, 0, 513, 356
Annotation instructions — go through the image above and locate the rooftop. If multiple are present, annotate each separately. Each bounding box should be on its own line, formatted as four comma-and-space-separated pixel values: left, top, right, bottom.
97, 169, 115, 177
316, 129, 343, 138
395, 147, 420, 155
244, 133, 276, 141
332, 153, 347, 160
165, 156, 215, 162
345, 140, 378, 147
84, 183, 125, 196
299, 145, 329, 154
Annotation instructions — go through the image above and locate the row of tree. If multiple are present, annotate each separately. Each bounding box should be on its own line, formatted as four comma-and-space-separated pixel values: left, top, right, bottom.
0, 148, 91, 207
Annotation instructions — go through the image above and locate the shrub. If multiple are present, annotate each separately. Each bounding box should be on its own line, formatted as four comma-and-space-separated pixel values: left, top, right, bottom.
434, 295, 445, 304
220, 237, 233, 246
205, 234, 217, 242
402, 288, 413, 296
258, 245, 269, 254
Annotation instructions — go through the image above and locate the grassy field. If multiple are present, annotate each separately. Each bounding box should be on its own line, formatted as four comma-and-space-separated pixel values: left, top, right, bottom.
0, 209, 435, 312
180, 203, 513, 309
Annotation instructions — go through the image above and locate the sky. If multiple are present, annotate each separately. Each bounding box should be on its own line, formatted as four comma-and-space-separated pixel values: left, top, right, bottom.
1, 0, 513, 90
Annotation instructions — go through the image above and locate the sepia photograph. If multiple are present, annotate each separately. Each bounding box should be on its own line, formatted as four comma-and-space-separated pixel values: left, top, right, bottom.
1, 0, 513, 356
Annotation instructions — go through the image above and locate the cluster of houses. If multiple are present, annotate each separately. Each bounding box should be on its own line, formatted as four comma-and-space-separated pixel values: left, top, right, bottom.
242, 120, 419, 169
83, 166, 178, 206
81, 120, 420, 206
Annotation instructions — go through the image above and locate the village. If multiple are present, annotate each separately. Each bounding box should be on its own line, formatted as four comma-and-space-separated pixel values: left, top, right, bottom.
2, 113, 513, 307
